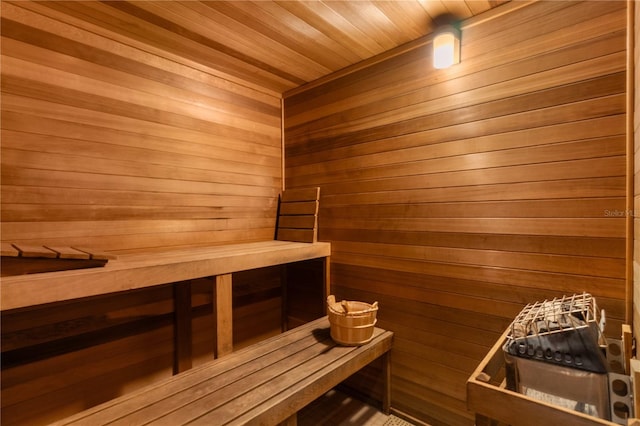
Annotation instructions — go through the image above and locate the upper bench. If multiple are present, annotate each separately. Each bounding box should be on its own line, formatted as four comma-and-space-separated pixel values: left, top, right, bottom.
0, 187, 330, 311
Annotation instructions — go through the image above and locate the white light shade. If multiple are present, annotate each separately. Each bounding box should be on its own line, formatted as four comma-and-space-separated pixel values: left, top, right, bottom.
433, 26, 460, 69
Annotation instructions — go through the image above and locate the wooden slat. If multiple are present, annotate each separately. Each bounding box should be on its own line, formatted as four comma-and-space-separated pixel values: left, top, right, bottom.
71, 247, 117, 261
278, 216, 317, 230
0, 243, 118, 276
333, 240, 625, 278
0, 258, 108, 277
276, 229, 317, 244
44, 246, 91, 260
281, 187, 320, 203
1, 242, 20, 257
468, 380, 613, 426
12, 244, 57, 258
279, 201, 319, 215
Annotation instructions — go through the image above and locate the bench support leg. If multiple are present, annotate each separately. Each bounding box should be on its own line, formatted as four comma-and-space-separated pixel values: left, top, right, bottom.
173, 280, 193, 373
382, 351, 391, 415
278, 414, 297, 426
322, 256, 331, 314
215, 274, 233, 357
281, 265, 289, 332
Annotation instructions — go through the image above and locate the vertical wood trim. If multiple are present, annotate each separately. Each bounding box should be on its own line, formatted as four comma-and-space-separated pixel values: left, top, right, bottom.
173, 280, 192, 374
278, 414, 297, 426
215, 274, 233, 357
474, 414, 494, 426
281, 97, 286, 192
627, 0, 635, 325
634, 0, 640, 352
382, 351, 391, 415
631, 359, 640, 418
281, 265, 289, 332
623, 324, 633, 374
323, 257, 331, 315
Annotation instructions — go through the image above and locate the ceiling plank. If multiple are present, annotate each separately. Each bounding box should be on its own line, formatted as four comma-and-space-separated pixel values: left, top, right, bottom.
11, 0, 510, 94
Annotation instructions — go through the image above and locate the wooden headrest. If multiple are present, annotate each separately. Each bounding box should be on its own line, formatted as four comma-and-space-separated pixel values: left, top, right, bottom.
276, 187, 320, 243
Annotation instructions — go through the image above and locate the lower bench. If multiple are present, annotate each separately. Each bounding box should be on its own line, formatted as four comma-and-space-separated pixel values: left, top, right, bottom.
50, 316, 394, 426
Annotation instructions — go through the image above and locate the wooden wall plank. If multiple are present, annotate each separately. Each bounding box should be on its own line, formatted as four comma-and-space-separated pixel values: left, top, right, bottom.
1, 0, 282, 253
284, 2, 628, 424
634, 0, 640, 355
1, 1, 285, 424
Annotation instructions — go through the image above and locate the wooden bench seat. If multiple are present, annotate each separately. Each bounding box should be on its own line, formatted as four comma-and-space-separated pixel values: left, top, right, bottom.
49, 316, 394, 426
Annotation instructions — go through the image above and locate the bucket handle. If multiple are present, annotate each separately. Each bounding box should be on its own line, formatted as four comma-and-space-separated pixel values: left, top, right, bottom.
327, 295, 378, 315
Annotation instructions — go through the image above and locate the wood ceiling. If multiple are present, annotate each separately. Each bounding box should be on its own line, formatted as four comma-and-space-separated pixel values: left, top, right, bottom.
37, 1, 509, 94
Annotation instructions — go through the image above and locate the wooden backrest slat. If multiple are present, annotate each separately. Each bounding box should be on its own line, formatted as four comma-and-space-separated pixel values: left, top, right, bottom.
44, 246, 92, 260
1, 243, 20, 257
12, 244, 58, 258
276, 187, 320, 243
280, 187, 320, 203
276, 229, 316, 244
71, 247, 118, 260
279, 201, 318, 215
278, 216, 317, 229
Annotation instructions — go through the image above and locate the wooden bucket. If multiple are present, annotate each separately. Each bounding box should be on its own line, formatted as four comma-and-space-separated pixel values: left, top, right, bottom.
327, 295, 378, 346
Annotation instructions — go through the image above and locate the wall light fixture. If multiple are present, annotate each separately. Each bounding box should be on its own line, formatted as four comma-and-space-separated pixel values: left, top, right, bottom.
433, 25, 460, 69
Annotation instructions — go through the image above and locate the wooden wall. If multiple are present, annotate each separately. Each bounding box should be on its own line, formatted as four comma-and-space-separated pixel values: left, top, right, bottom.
633, 0, 640, 357
1, 0, 283, 253
1, 2, 284, 424
284, 1, 628, 425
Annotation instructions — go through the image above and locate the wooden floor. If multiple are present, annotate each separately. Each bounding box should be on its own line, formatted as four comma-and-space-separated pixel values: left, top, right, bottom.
298, 389, 416, 426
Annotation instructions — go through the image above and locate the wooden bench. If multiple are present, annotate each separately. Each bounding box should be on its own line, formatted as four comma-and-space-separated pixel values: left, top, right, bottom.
1, 187, 330, 364
49, 316, 393, 426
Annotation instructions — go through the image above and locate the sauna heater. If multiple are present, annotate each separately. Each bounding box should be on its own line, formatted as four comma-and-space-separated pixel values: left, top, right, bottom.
503, 293, 611, 421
